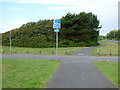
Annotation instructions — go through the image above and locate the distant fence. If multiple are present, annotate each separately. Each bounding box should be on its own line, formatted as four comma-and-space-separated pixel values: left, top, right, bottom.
97, 50, 112, 56
1, 49, 69, 55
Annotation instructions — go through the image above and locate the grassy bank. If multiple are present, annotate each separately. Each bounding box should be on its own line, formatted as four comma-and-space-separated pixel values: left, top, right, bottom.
2, 59, 60, 88
91, 41, 118, 56
1, 46, 84, 55
94, 61, 118, 88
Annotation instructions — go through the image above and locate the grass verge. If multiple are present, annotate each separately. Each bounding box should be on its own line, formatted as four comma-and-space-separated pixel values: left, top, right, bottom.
91, 41, 118, 56
2, 59, 61, 88
1, 46, 84, 55
94, 61, 118, 88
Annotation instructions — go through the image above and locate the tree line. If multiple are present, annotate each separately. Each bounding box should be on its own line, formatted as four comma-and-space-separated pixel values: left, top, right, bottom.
106, 30, 120, 40
98, 30, 120, 40
2, 12, 101, 48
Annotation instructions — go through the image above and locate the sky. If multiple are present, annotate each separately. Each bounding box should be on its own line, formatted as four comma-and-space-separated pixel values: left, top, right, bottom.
0, 0, 119, 36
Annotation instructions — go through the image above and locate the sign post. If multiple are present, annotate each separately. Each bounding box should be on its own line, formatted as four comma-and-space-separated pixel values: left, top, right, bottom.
10, 31, 11, 54
56, 32, 58, 61
114, 31, 115, 40
53, 20, 60, 61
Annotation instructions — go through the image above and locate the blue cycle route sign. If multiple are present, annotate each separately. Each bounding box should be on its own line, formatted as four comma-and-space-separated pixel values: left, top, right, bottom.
54, 20, 60, 24
53, 20, 61, 29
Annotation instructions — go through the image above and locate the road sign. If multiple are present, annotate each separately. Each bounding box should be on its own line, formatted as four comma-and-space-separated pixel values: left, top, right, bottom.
53, 20, 61, 29
54, 29, 59, 32
54, 20, 60, 24
53, 24, 60, 29
53, 19, 61, 62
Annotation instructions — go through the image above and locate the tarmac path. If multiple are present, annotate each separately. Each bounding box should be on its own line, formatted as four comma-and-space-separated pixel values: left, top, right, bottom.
105, 40, 119, 43
72, 41, 107, 56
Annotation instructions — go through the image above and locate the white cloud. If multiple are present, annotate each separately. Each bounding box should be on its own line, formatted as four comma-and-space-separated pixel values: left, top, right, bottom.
1, 0, 119, 5
0, 0, 82, 5
9, 7, 22, 11
0, 21, 28, 33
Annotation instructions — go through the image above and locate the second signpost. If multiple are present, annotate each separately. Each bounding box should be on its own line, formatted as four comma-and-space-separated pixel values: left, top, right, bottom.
53, 19, 60, 61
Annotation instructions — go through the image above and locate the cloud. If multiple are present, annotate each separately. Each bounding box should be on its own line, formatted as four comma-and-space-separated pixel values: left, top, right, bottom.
10, 7, 22, 10
2, 0, 118, 5
1, 0, 81, 5
49, 6, 81, 11
0, 21, 28, 33
49, 0, 118, 20
1, 0, 119, 5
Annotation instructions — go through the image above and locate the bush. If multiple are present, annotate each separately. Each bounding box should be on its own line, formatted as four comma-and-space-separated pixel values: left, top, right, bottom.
2, 12, 101, 48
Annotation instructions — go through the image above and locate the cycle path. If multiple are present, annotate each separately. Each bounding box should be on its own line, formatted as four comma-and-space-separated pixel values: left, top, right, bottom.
47, 42, 117, 88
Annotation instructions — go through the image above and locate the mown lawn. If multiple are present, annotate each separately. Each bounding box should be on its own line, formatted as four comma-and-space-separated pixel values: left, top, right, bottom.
94, 61, 118, 88
91, 41, 118, 56
2, 59, 61, 88
1, 46, 85, 55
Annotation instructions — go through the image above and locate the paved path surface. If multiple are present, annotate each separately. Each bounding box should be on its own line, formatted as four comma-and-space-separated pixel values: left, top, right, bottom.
2, 41, 118, 88
47, 62, 115, 88
2, 55, 118, 62
72, 41, 107, 56
105, 40, 119, 43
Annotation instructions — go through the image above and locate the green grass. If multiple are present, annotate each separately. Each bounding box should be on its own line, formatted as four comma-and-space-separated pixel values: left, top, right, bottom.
1, 46, 84, 55
91, 41, 118, 56
94, 61, 118, 88
2, 59, 61, 88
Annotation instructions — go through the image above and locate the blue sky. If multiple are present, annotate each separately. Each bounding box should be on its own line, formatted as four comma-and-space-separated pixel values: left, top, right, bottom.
0, 0, 119, 35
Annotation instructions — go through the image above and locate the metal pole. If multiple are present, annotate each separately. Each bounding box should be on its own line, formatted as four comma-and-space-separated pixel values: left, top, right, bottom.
10, 31, 11, 53
56, 32, 58, 61
110, 32, 111, 40
114, 31, 115, 40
